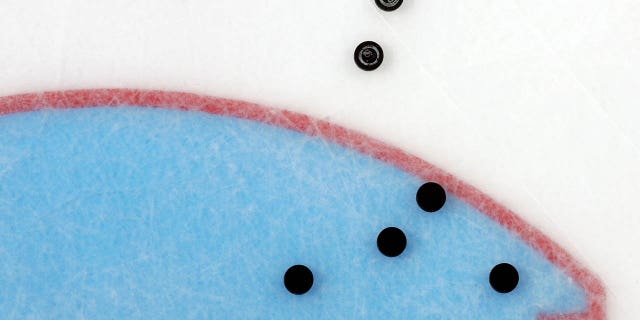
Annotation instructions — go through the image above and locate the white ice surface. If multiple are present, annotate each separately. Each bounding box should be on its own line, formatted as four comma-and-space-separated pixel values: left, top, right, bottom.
0, 0, 638, 318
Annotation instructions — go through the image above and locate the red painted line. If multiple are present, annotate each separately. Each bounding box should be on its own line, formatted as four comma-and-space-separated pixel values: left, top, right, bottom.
0, 89, 606, 319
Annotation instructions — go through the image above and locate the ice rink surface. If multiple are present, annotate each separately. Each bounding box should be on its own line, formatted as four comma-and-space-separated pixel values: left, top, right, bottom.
0, 0, 638, 318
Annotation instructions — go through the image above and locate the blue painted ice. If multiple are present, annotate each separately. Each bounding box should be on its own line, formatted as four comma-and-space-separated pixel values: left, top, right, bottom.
0, 107, 586, 319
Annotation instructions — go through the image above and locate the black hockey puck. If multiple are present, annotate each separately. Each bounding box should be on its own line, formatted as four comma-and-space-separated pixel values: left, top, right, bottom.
375, 0, 403, 12
354, 41, 384, 71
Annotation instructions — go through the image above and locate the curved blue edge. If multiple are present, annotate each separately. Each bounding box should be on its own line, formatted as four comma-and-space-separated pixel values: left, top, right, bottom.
0, 107, 586, 319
